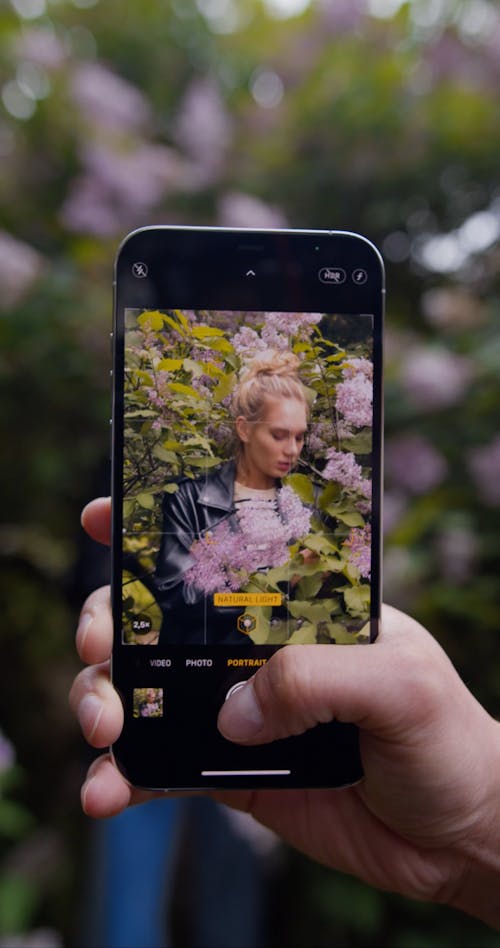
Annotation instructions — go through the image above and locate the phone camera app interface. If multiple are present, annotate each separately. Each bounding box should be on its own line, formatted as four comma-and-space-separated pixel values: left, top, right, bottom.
121, 309, 375, 649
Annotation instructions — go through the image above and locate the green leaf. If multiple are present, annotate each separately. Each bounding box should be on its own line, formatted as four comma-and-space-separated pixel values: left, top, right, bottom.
213, 371, 236, 403
287, 598, 342, 622
157, 358, 184, 371
286, 623, 317, 643
340, 431, 373, 454
137, 310, 164, 330
283, 473, 315, 504
167, 382, 204, 399
191, 324, 225, 338
296, 571, 325, 600
326, 504, 365, 527
343, 584, 370, 618
137, 492, 155, 510
152, 445, 178, 464
162, 313, 186, 335
302, 533, 338, 555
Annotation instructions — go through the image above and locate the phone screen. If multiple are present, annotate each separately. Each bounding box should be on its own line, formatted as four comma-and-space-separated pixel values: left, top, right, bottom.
112, 228, 384, 790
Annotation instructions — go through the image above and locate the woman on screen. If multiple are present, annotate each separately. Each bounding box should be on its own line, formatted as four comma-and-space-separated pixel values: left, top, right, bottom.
152, 350, 313, 645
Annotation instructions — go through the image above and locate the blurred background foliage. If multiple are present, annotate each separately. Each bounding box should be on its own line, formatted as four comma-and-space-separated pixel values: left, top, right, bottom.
0, 0, 500, 944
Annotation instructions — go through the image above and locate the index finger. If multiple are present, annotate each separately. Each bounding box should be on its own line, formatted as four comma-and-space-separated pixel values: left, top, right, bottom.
81, 497, 111, 546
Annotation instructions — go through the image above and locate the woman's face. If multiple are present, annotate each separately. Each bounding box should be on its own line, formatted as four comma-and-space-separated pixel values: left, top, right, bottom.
236, 396, 308, 489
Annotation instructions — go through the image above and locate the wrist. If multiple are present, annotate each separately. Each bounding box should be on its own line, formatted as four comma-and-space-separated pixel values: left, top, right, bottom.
446, 719, 500, 929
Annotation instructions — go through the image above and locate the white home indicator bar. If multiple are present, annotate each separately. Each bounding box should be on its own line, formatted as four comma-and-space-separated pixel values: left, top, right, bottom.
201, 769, 291, 777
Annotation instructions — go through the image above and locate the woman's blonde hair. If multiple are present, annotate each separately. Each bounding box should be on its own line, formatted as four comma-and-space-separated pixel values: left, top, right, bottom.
232, 350, 309, 425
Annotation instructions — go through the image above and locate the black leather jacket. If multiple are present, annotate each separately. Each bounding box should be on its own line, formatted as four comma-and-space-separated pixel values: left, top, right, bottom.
153, 461, 246, 645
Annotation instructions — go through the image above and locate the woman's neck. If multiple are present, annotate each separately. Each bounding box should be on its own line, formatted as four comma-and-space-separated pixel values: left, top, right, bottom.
236, 460, 275, 491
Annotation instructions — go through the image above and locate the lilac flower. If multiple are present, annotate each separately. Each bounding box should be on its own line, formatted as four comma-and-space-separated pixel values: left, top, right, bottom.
16, 28, 67, 69
323, 449, 363, 490
468, 436, 500, 506
323, 448, 371, 499
70, 62, 151, 133
277, 486, 312, 539
341, 357, 372, 380
386, 435, 448, 494
260, 325, 290, 351
336, 375, 372, 428
263, 312, 322, 339
174, 77, 232, 182
401, 347, 474, 410
0, 730, 15, 775
61, 142, 187, 237
435, 524, 479, 583
232, 326, 267, 357
218, 192, 287, 228
307, 421, 335, 455
0, 230, 45, 310
344, 525, 371, 580
185, 487, 311, 593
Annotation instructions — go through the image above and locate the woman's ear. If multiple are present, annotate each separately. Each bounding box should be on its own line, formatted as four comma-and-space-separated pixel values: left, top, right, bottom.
235, 415, 250, 444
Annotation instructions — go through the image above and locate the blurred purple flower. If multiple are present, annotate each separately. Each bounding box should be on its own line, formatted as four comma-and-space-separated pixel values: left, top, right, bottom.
175, 77, 232, 181
0, 231, 45, 310
16, 28, 67, 69
318, 0, 365, 34
401, 347, 474, 410
0, 730, 15, 775
382, 490, 407, 536
218, 192, 287, 228
386, 434, 448, 494
336, 374, 372, 428
60, 142, 189, 236
468, 436, 500, 506
343, 525, 371, 580
435, 524, 479, 583
71, 62, 151, 133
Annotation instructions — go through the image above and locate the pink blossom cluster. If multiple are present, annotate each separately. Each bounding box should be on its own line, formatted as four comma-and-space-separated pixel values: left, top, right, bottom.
401, 347, 473, 411
185, 488, 312, 594
468, 435, 500, 506
276, 485, 313, 538
343, 525, 371, 579
307, 420, 335, 454
335, 374, 372, 428
232, 326, 267, 357
385, 435, 448, 494
263, 312, 322, 338
323, 448, 371, 500
341, 357, 373, 381
232, 313, 322, 358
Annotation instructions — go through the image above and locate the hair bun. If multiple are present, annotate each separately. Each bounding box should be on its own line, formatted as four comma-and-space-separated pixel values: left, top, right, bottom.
243, 349, 301, 381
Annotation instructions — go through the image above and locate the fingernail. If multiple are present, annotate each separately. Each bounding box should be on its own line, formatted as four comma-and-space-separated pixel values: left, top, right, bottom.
81, 776, 94, 815
78, 694, 104, 742
77, 611, 93, 650
218, 680, 264, 742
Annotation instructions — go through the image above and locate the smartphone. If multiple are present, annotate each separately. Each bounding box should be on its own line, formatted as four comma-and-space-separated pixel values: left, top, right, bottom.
111, 226, 384, 790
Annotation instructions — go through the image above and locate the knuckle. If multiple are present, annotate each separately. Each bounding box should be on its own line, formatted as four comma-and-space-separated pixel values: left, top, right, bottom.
256, 647, 314, 735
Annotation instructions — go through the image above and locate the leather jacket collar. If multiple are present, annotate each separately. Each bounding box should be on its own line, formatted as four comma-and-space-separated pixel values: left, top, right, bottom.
197, 459, 236, 513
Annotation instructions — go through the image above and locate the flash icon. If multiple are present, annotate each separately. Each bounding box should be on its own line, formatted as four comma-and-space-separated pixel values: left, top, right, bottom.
132, 261, 148, 279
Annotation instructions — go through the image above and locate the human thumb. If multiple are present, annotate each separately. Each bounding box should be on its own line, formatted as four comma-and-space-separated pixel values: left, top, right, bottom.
217, 606, 439, 745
